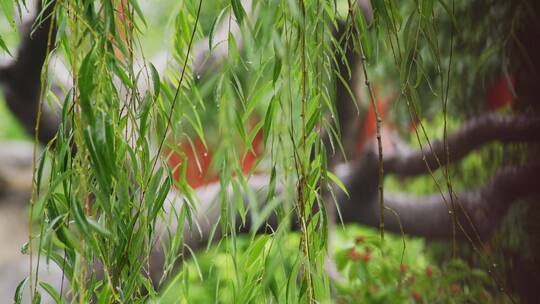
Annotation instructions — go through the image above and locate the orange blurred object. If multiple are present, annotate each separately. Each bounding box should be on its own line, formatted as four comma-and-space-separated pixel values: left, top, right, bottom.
168, 138, 213, 189
167, 127, 264, 189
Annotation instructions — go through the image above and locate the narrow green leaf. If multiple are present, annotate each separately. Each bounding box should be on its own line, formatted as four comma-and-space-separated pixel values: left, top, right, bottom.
128, 0, 147, 27
78, 49, 96, 123
113, 62, 133, 89
356, 6, 371, 60
328, 171, 349, 196
39, 282, 65, 304
231, 0, 246, 24
262, 96, 277, 145
1, 0, 15, 29
14, 277, 28, 304
149, 63, 161, 98
272, 56, 282, 84
235, 110, 249, 146
305, 108, 321, 135
0, 35, 12, 56
209, 8, 227, 50
70, 194, 89, 237
150, 175, 172, 221
87, 218, 112, 238
32, 291, 41, 304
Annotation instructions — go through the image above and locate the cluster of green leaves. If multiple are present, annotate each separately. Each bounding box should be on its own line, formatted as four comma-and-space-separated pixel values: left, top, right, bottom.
0, 0, 21, 55
158, 225, 499, 303
23, 0, 177, 302
157, 232, 316, 303
366, 0, 526, 125
3, 0, 526, 302
17, 0, 355, 302
332, 225, 498, 303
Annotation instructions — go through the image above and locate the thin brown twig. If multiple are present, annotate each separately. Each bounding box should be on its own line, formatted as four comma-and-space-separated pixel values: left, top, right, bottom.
348, 0, 385, 242
28, 1, 58, 299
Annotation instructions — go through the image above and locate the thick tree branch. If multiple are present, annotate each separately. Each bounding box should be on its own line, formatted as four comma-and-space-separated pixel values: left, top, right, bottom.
336, 147, 540, 239
384, 113, 540, 177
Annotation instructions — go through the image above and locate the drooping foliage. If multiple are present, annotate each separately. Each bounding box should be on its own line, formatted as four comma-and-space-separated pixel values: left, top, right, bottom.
0, 0, 535, 302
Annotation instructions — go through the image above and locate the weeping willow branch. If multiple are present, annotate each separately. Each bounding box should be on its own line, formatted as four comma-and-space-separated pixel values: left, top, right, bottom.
2, 1, 540, 296
1, 0, 260, 147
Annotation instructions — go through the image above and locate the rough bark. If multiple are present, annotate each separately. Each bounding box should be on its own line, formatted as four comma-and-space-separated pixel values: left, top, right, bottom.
337, 149, 540, 239
384, 114, 540, 177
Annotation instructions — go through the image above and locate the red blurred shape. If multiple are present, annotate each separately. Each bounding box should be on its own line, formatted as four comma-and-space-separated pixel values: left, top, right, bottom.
411, 290, 422, 302
487, 75, 515, 111
168, 127, 264, 189
354, 86, 392, 159
168, 138, 212, 189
